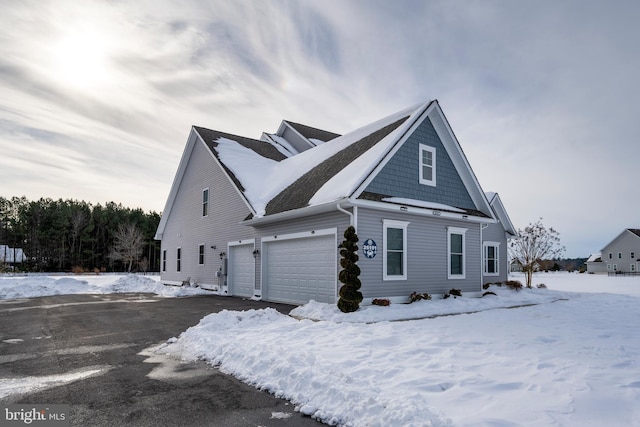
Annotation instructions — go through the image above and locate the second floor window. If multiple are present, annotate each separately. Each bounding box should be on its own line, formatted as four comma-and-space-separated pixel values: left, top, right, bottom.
419, 144, 436, 186
202, 188, 209, 217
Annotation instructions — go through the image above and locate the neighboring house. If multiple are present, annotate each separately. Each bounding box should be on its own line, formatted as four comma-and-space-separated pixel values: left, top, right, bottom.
0, 245, 27, 266
595, 229, 640, 274
155, 99, 514, 305
585, 253, 606, 274
482, 192, 516, 284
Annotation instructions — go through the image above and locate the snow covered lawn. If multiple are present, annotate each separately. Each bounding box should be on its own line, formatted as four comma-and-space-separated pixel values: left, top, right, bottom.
0, 273, 212, 300
155, 273, 640, 426
2, 272, 639, 426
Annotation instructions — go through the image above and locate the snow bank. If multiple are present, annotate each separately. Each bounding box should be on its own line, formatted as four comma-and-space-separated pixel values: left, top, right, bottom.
0, 274, 213, 300
158, 274, 640, 426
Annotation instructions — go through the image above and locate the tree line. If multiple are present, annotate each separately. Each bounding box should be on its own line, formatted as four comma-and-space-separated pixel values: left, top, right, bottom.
0, 196, 161, 272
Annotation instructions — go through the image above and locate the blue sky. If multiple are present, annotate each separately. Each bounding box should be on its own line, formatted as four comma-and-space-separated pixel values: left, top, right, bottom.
1, 0, 639, 258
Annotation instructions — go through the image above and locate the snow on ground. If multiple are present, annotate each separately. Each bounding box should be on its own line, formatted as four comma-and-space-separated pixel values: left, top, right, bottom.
0, 273, 213, 300
155, 273, 640, 427
2, 272, 640, 426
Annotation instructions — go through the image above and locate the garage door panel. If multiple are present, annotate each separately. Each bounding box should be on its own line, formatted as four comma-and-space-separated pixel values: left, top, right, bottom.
229, 244, 254, 298
264, 234, 336, 305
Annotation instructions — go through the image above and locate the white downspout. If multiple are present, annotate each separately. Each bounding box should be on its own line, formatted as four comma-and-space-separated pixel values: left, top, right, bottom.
480, 223, 489, 291
336, 203, 354, 228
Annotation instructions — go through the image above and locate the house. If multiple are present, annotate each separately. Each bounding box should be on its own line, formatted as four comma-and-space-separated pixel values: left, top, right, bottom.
590, 229, 640, 274
585, 253, 606, 274
0, 245, 27, 267
155, 99, 514, 305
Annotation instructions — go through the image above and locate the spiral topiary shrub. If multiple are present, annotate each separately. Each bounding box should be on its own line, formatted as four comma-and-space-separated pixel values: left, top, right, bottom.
337, 225, 363, 313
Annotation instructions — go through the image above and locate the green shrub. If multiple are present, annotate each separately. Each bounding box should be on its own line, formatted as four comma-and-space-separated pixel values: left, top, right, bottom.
337, 226, 363, 313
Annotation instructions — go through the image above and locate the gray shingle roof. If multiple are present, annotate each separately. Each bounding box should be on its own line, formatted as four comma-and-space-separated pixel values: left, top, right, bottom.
264, 116, 409, 215
194, 126, 287, 193
284, 121, 341, 143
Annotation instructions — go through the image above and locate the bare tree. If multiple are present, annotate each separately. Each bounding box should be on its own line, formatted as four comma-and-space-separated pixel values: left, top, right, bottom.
109, 223, 144, 272
69, 210, 88, 266
509, 218, 565, 288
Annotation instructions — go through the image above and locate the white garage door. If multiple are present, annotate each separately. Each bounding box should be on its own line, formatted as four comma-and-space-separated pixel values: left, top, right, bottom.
264, 233, 337, 305
228, 243, 255, 298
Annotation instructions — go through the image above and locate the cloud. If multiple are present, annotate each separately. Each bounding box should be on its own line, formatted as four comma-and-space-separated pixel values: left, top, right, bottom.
0, 0, 638, 255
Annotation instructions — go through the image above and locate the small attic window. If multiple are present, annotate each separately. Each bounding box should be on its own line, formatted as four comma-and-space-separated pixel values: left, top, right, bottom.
419, 144, 436, 186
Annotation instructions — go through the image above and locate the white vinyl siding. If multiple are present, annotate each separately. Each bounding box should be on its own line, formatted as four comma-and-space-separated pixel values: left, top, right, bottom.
419, 144, 436, 186
383, 220, 409, 280
448, 227, 467, 279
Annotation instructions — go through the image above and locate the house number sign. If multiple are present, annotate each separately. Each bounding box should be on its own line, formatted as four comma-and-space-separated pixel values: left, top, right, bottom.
362, 239, 377, 259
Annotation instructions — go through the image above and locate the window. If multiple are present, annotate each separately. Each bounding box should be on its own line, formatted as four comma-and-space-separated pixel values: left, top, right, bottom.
618, 252, 622, 259
631, 264, 636, 272
198, 244, 205, 265
419, 144, 436, 186
202, 188, 209, 217
383, 220, 409, 280
631, 252, 635, 259
176, 247, 181, 272
162, 250, 167, 272
448, 227, 467, 279
484, 242, 500, 275
609, 253, 612, 259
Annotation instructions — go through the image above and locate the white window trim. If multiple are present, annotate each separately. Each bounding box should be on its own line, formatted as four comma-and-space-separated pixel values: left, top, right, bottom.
419, 144, 436, 186
383, 219, 409, 280
483, 241, 500, 276
202, 188, 209, 217
176, 247, 182, 272
448, 227, 467, 279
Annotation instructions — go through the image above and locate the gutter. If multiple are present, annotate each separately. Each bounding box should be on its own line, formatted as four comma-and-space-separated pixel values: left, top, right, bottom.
242, 199, 353, 226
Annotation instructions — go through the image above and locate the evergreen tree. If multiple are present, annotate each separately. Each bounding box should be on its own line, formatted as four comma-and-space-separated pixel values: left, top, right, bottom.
337, 225, 363, 313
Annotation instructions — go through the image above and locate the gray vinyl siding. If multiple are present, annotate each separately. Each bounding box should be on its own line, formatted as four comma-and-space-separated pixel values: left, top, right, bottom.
482, 222, 509, 283
364, 117, 476, 210
160, 139, 256, 286
602, 231, 640, 273
356, 208, 482, 299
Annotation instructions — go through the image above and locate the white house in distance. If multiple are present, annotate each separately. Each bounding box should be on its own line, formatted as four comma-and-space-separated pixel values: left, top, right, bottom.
0, 245, 27, 267
155, 99, 515, 305
587, 229, 640, 274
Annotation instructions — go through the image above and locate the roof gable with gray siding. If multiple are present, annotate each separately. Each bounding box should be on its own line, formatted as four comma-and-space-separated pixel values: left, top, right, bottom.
363, 116, 476, 211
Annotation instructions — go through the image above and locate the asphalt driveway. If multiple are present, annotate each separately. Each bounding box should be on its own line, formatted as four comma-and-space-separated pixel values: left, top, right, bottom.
0, 293, 322, 426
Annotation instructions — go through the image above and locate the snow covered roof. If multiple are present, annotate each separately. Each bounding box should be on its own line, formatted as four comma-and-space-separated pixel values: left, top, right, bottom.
586, 253, 602, 263
201, 102, 422, 218
156, 99, 498, 238
485, 192, 517, 236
